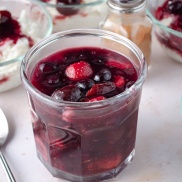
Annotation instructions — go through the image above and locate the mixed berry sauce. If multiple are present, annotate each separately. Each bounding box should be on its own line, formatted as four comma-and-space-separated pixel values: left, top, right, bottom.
30, 47, 139, 180
0, 10, 33, 47
31, 47, 137, 102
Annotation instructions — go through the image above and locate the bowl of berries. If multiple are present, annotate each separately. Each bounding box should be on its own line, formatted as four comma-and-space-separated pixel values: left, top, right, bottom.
0, 0, 52, 92
36, 0, 108, 33
147, 0, 182, 63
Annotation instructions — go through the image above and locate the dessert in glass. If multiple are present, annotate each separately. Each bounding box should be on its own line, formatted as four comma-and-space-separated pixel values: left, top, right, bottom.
21, 29, 147, 182
102, 0, 152, 69
0, 0, 52, 92
147, 0, 182, 63
36, 0, 108, 33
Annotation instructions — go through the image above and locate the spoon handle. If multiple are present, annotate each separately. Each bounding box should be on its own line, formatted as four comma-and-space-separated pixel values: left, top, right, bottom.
0, 150, 16, 182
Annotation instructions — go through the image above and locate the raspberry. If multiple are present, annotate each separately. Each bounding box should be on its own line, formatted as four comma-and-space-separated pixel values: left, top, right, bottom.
106, 59, 132, 70
88, 96, 106, 102
65, 61, 93, 81
86, 82, 116, 97
113, 75, 125, 88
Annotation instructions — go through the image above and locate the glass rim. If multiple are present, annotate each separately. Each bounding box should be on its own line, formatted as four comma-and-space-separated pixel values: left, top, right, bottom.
146, 9, 182, 37
21, 29, 147, 108
35, 0, 106, 8
0, 0, 53, 67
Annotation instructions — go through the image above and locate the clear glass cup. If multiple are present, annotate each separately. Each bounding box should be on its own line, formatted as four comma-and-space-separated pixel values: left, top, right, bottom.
21, 29, 147, 182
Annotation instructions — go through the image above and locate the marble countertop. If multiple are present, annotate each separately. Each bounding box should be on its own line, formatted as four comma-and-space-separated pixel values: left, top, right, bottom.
0, 35, 182, 182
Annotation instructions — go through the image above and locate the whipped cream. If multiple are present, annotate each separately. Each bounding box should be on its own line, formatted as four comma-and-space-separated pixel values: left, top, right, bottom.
160, 16, 174, 27
0, 38, 30, 63
44, 0, 107, 32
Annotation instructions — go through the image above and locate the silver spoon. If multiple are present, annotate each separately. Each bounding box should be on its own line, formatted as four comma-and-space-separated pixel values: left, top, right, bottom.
0, 108, 16, 182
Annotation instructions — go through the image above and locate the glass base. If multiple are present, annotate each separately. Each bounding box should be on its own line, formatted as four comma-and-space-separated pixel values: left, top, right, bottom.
38, 149, 135, 182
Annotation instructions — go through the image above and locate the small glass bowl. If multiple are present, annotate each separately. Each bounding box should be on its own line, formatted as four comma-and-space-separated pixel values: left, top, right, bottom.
35, 0, 108, 33
147, 0, 182, 63
0, 0, 53, 92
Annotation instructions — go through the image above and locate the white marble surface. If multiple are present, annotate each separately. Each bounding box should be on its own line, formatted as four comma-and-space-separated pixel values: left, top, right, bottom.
0, 35, 182, 182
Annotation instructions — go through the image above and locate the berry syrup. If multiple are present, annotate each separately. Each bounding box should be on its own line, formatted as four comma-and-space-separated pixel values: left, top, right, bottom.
0, 10, 33, 47
31, 47, 137, 99
30, 47, 140, 181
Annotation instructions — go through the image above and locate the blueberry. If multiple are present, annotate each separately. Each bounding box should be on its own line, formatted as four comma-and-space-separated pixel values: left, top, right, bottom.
93, 68, 112, 82
56, 0, 81, 15
44, 74, 63, 88
79, 54, 87, 60
38, 62, 58, 75
91, 57, 105, 66
75, 79, 95, 91
52, 85, 82, 102
167, 1, 182, 14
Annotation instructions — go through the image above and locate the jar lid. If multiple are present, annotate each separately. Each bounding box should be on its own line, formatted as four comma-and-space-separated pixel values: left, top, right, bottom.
108, 0, 146, 13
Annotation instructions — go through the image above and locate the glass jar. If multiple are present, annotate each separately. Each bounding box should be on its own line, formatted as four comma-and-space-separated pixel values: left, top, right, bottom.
21, 29, 147, 182
101, 0, 152, 68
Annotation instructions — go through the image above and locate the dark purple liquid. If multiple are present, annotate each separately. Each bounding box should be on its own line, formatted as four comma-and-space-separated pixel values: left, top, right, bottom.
30, 47, 140, 181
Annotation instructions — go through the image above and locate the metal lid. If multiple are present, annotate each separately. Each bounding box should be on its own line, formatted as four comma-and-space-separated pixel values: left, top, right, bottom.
108, 0, 146, 13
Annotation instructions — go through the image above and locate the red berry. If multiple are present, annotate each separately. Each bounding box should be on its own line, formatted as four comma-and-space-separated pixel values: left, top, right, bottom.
170, 16, 182, 31
87, 96, 106, 102
86, 82, 116, 97
155, 7, 164, 20
0, 10, 12, 24
65, 61, 93, 81
113, 75, 125, 88
106, 59, 132, 70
